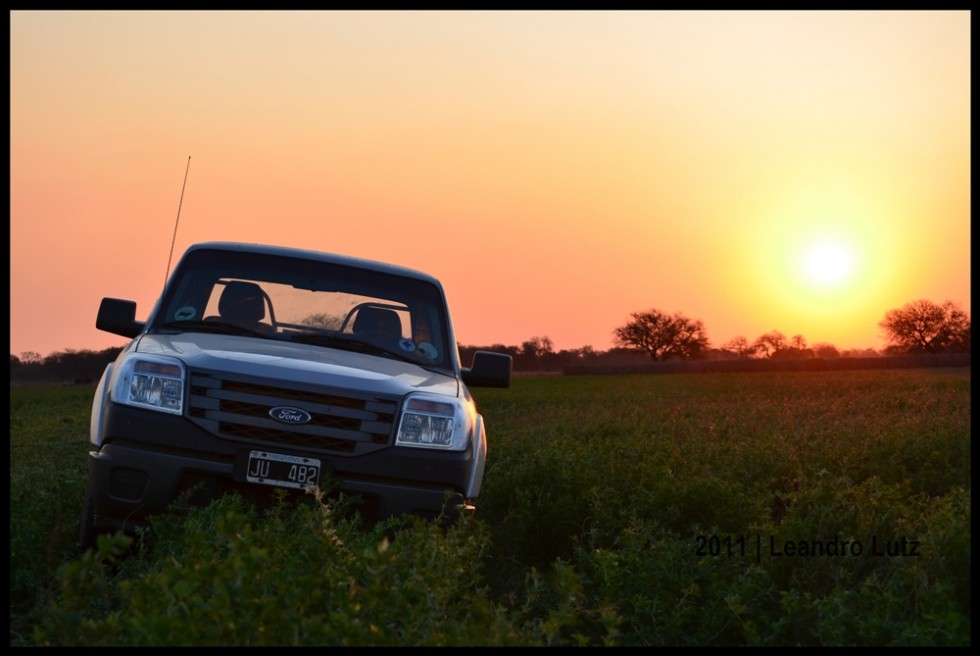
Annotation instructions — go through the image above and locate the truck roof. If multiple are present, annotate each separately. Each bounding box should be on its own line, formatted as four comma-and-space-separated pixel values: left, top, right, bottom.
185, 241, 443, 286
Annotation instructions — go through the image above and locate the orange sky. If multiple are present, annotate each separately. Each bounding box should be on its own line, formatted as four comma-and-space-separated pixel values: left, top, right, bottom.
9, 10, 971, 358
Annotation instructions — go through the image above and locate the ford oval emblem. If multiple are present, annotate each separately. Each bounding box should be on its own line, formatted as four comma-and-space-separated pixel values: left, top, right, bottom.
269, 406, 312, 425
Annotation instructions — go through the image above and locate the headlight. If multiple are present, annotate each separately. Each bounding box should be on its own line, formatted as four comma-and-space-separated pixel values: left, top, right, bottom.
112, 355, 185, 415
396, 394, 474, 451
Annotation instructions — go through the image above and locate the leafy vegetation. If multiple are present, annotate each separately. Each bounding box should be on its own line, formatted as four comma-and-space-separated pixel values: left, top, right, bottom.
10, 369, 970, 646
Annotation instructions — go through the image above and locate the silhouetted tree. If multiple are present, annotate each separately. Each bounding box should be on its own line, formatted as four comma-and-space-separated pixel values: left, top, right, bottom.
613, 309, 709, 361
879, 299, 971, 354
720, 336, 756, 359
516, 336, 557, 370
9, 346, 123, 384
753, 331, 787, 358
520, 336, 554, 359
811, 342, 841, 359
771, 346, 815, 360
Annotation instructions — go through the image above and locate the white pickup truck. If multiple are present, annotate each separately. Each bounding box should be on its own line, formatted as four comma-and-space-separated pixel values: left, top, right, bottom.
80, 242, 511, 548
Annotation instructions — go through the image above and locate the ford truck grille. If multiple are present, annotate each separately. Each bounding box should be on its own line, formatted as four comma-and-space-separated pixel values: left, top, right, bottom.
186, 372, 399, 456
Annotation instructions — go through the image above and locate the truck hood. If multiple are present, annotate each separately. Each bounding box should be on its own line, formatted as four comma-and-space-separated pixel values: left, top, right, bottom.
133, 333, 460, 399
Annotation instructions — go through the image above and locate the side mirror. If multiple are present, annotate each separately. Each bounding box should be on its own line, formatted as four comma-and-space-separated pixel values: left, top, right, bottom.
462, 350, 512, 388
96, 298, 145, 338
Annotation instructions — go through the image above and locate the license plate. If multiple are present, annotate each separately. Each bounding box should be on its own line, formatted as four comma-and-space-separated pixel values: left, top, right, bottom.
246, 450, 321, 490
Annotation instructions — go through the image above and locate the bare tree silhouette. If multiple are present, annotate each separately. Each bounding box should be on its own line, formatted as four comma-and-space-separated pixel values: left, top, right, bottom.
880, 299, 970, 354
753, 330, 787, 358
613, 309, 709, 361
720, 336, 757, 359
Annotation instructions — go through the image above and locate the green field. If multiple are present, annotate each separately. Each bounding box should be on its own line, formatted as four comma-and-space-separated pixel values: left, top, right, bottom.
10, 369, 971, 646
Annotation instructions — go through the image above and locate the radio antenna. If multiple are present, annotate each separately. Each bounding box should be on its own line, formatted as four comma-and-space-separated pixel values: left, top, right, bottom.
164, 155, 192, 287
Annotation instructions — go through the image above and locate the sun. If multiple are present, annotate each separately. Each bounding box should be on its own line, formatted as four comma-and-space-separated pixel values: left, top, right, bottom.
802, 239, 856, 287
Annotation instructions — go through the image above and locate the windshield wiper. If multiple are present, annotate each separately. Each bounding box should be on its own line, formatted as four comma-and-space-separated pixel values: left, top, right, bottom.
159, 320, 269, 338
287, 332, 417, 363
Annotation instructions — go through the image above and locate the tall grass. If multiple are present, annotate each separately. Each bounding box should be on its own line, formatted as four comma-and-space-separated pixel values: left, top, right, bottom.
10, 369, 970, 646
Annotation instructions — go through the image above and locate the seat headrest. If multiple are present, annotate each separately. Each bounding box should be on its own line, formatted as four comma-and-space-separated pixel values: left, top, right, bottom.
352, 307, 401, 338
219, 281, 265, 323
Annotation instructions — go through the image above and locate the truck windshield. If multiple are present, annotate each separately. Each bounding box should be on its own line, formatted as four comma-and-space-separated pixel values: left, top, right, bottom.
152, 248, 454, 371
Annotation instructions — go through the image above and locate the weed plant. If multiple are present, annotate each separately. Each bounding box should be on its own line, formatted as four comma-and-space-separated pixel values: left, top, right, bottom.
10, 369, 970, 646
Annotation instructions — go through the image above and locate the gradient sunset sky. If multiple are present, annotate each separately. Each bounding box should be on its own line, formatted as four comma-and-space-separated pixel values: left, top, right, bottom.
10, 10, 971, 358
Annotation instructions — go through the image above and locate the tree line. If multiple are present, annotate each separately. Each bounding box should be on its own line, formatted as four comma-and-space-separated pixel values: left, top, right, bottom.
462, 298, 970, 372
9, 299, 970, 381
606, 298, 970, 362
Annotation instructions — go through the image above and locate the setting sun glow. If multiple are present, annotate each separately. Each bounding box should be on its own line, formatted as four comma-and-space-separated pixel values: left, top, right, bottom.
803, 240, 856, 287
9, 11, 971, 358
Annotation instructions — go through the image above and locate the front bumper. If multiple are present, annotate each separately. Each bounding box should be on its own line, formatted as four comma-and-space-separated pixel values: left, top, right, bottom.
89, 402, 478, 532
